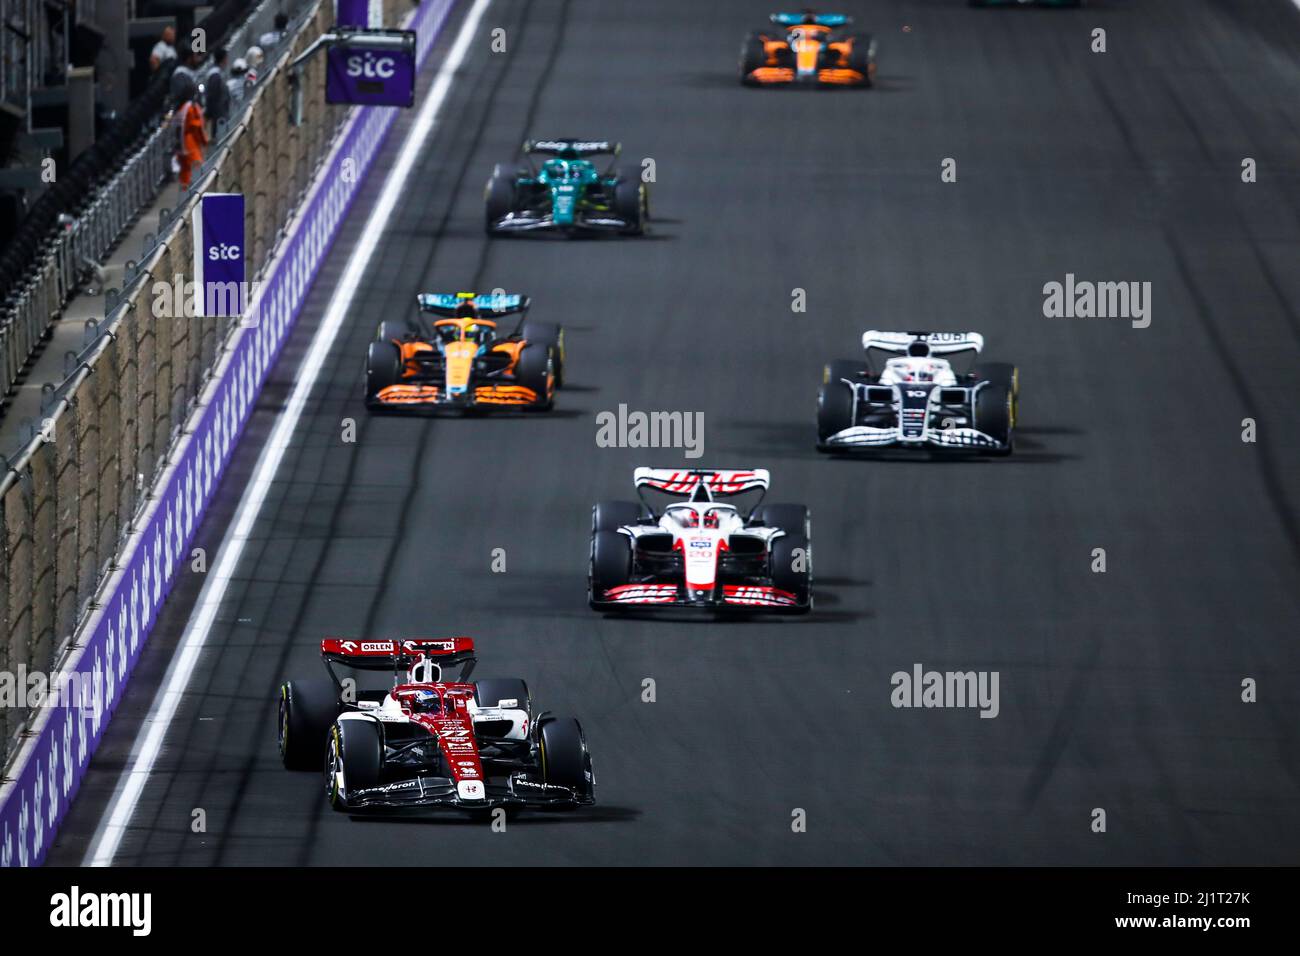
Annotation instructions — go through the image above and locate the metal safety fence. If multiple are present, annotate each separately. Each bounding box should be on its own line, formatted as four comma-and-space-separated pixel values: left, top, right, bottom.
0, 0, 413, 769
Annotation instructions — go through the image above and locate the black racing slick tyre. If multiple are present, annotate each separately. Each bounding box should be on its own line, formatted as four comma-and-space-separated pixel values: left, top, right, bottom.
278, 678, 339, 771
975, 383, 1015, 457
771, 533, 812, 613
973, 362, 1019, 399
540, 717, 594, 803
516, 342, 555, 410
612, 170, 646, 236
590, 530, 632, 607
484, 163, 517, 233
377, 319, 410, 344
366, 341, 402, 404
846, 34, 875, 85
521, 320, 565, 387
326, 719, 383, 811
740, 32, 766, 84
753, 503, 810, 537
474, 678, 531, 713
593, 500, 644, 533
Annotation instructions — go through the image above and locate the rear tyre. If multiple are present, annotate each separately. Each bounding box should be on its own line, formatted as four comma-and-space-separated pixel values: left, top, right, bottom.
521, 320, 565, 387
474, 678, 531, 714
592, 500, 644, 533
753, 503, 809, 536
539, 717, 594, 803
326, 719, 383, 811
515, 342, 555, 409
975, 383, 1014, 456
278, 678, 339, 771
365, 341, 402, 404
589, 530, 632, 607
376, 319, 410, 344
739, 32, 766, 84
771, 533, 812, 613
484, 163, 517, 233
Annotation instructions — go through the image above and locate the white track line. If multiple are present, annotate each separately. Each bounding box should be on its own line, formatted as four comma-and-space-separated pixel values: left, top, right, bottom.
84, 0, 492, 867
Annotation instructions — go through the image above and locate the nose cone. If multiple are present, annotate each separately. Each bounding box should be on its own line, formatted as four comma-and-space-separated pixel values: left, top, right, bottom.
443, 341, 475, 395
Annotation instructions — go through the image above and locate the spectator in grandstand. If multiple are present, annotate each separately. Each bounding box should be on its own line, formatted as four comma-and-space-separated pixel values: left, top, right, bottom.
244, 46, 265, 88
171, 77, 209, 189
228, 58, 248, 106
204, 48, 232, 138
150, 26, 178, 72
259, 12, 291, 49
170, 45, 204, 105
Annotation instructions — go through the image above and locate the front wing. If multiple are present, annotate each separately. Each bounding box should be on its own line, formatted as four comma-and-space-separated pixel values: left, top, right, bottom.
745, 66, 870, 86
820, 424, 1007, 452
596, 582, 804, 611
489, 212, 635, 234
369, 382, 546, 410
344, 775, 591, 811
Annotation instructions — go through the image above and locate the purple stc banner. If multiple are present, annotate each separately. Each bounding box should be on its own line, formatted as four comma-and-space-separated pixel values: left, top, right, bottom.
0, 0, 456, 867
192, 192, 246, 317
336, 0, 381, 28
325, 34, 417, 108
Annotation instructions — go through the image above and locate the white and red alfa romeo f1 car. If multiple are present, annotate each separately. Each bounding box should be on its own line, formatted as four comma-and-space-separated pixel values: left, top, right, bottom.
277, 638, 594, 813
588, 468, 812, 614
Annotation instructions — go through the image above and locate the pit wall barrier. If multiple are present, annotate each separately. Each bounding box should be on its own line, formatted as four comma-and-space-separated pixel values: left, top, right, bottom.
0, 0, 456, 867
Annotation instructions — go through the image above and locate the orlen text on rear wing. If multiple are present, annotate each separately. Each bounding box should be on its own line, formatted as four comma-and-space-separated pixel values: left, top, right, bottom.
861, 331, 985, 375
320, 638, 477, 690
633, 468, 770, 517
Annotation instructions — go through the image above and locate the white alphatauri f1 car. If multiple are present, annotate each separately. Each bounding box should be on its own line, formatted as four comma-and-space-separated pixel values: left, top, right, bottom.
816, 331, 1019, 455
589, 468, 812, 614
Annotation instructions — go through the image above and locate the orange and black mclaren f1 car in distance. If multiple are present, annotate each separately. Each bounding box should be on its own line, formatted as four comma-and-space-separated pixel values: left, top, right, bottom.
365, 292, 564, 413
739, 11, 876, 87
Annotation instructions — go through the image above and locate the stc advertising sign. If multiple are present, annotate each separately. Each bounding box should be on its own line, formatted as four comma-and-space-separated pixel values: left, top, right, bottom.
325, 31, 417, 108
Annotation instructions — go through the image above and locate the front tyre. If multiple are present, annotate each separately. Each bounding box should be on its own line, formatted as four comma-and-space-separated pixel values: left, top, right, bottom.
366, 341, 402, 406
613, 172, 646, 236
771, 533, 812, 613
516, 342, 555, 410
590, 530, 632, 608
521, 320, 565, 387
484, 163, 517, 233
539, 717, 594, 804
326, 719, 383, 811
975, 383, 1014, 456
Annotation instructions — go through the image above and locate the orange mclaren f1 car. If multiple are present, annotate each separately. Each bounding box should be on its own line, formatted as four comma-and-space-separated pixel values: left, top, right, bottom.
740, 11, 876, 87
365, 292, 564, 412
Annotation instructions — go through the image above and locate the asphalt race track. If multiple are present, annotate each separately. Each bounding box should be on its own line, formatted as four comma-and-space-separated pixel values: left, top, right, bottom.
49, 0, 1300, 865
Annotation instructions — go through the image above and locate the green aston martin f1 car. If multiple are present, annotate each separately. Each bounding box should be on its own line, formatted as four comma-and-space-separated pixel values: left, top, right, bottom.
484, 139, 648, 237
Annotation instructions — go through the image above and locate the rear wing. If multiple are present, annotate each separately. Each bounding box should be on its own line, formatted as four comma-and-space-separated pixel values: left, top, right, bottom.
634, 469, 770, 515
861, 331, 984, 375
771, 12, 851, 27
321, 637, 477, 671
417, 292, 530, 317
524, 139, 620, 159
861, 331, 985, 354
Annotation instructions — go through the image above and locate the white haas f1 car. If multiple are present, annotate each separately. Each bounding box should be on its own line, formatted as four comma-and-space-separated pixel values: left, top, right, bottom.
277, 638, 594, 813
589, 468, 812, 614
817, 331, 1019, 455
